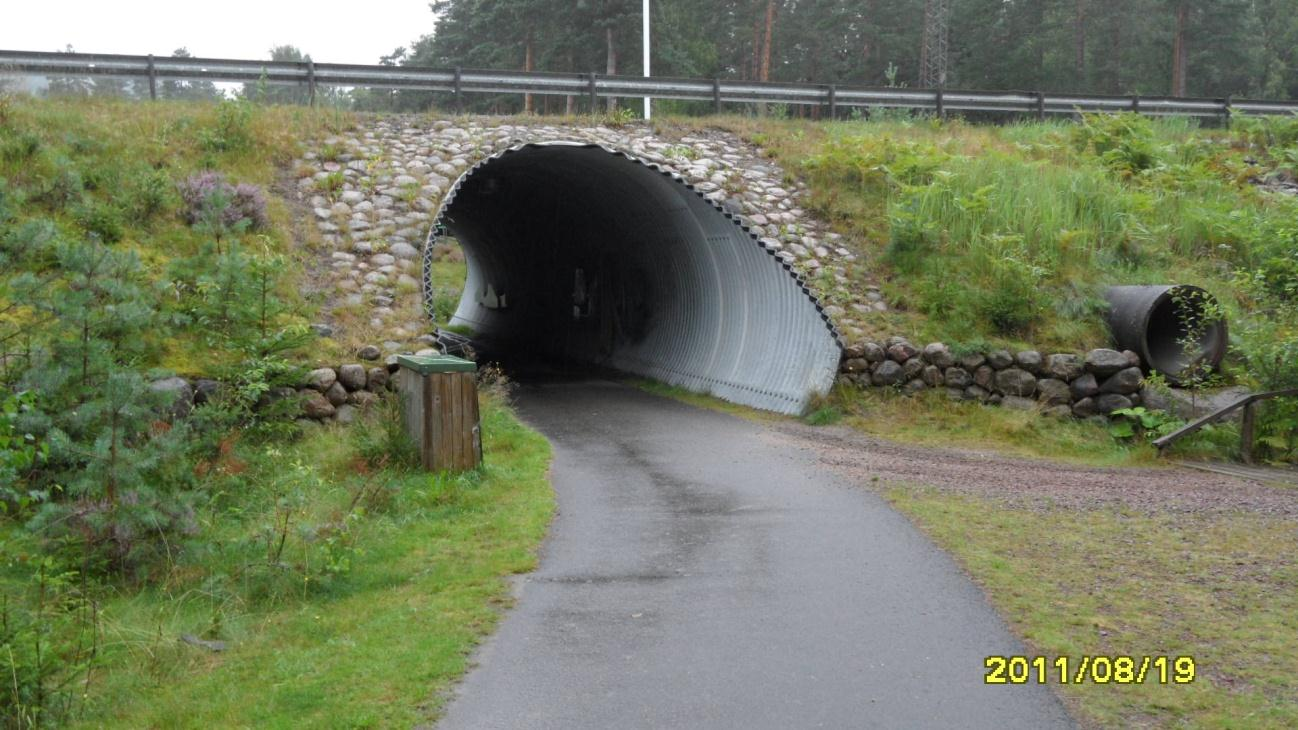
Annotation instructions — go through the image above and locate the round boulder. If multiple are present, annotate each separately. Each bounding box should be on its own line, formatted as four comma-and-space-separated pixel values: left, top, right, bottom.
945, 367, 973, 389
325, 382, 349, 407
994, 368, 1038, 397
366, 367, 389, 392
923, 342, 955, 368
1095, 393, 1134, 414
305, 367, 337, 392
922, 365, 943, 387
150, 377, 194, 420
902, 358, 926, 381
987, 350, 1014, 370
1045, 354, 1085, 382
337, 364, 367, 391
872, 360, 905, 386
1069, 373, 1100, 400
862, 342, 886, 363
1099, 367, 1144, 396
1036, 378, 1071, 406
358, 345, 382, 361
301, 390, 336, 420
842, 358, 870, 374
1085, 349, 1130, 377
887, 341, 919, 363
1014, 351, 1044, 375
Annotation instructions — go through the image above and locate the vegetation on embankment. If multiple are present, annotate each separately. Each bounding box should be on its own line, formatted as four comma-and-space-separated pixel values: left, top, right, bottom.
680, 112, 1298, 461
65, 392, 552, 728
1, 96, 554, 727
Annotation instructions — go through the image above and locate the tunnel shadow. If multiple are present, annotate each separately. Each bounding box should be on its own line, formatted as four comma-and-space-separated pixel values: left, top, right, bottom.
423, 142, 841, 415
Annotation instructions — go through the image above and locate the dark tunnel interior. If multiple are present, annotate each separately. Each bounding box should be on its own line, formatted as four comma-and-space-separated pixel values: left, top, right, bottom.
422, 143, 841, 415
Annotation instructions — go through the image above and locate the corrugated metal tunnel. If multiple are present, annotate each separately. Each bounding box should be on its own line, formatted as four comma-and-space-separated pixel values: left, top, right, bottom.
422, 142, 841, 415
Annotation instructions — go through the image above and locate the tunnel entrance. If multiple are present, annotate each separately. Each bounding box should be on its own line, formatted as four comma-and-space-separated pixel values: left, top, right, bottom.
422, 142, 841, 415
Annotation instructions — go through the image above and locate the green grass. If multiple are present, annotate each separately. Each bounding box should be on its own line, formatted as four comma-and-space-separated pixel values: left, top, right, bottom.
62, 392, 553, 727
887, 487, 1298, 729
0, 96, 354, 375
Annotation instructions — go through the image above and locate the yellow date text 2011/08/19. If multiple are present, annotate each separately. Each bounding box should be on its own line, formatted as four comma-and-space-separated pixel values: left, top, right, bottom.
984, 656, 1196, 685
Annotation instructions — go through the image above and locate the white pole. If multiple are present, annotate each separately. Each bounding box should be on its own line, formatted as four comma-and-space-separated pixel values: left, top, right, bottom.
643, 0, 651, 120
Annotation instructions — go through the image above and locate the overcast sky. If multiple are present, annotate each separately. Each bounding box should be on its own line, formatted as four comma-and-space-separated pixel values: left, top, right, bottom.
0, 1, 438, 65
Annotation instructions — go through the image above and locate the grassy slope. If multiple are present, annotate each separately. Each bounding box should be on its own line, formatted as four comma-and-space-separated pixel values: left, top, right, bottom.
681, 114, 1298, 355
0, 96, 348, 374
76, 394, 552, 728
2, 98, 555, 727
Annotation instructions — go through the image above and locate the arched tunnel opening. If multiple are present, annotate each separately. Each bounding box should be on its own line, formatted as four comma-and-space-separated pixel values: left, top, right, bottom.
423, 143, 842, 415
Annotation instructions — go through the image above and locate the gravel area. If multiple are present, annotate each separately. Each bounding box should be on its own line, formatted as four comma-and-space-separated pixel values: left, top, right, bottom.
772, 421, 1298, 517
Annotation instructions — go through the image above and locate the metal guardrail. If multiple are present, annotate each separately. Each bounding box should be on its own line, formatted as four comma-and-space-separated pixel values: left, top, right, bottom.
3, 48, 1297, 119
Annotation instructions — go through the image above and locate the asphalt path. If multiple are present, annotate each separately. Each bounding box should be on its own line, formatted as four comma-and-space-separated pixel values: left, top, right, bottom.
436, 380, 1073, 729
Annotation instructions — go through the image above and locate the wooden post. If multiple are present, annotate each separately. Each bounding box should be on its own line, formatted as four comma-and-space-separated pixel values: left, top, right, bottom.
588, 72, 599, 113
1241, 401, 1256, 465
1036, 91, 1046, 121
1131, 95, 1140, 114
1221, 96, 1232, 129
146, 54, 157, 100
713, 78, 722, 115
935, 87, 945, 120
828, 84, 837, 120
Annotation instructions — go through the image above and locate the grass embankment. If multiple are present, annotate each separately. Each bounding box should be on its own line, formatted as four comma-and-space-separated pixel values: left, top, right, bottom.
73, 393, 552, 728
2, 97, 555, 727
696, 113, 1298, 353
0, 95, 349, 372
889, 487, 1298, 729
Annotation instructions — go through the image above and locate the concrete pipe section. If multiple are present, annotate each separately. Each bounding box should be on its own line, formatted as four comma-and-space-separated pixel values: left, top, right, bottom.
422, 142, 842, 415
1105, 285, 1228, 383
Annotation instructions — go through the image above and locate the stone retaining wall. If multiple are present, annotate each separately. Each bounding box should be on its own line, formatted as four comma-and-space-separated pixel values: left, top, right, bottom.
838, 338, 1150, 419
149, 349, 408, 426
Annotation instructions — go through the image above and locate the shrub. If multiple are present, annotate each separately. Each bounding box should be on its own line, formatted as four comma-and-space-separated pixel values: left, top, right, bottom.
72, 201, 125, 244
198, 99, 253, 154
121, 168, 175, 226
177, 171, 269, 232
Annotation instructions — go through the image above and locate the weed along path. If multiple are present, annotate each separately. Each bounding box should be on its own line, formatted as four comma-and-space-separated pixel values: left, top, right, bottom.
436, 380, 1072, 729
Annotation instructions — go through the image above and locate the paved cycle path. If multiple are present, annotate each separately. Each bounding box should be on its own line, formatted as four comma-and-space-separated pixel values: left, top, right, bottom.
437, 380, 1072, 729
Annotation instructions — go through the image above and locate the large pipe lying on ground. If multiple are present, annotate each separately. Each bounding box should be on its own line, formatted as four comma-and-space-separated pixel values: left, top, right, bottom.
1104, 285, 1228, 384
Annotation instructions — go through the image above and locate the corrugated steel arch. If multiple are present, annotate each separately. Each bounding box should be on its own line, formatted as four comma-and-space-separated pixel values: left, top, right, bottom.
422, 142, 841, 415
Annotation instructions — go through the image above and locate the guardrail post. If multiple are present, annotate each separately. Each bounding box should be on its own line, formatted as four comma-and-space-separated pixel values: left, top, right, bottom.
935, 88, 945, 120
146, 54, 157, 100
307, 59, 317, 107
828, 84, 837, 120
713, 78, 722, 115
1131, 95, 1140, 114
1036, 91, 1046, 121
588, 72, 599, 113
454, 66, 463, 114
1241, 401, 1256, 464
1221, 96, 1232, 129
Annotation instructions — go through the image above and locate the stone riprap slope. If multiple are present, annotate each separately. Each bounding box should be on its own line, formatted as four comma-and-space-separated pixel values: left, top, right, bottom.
290, 117, 884, 356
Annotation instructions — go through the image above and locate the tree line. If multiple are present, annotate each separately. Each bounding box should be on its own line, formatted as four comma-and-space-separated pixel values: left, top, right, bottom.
383, 0, 1297, 103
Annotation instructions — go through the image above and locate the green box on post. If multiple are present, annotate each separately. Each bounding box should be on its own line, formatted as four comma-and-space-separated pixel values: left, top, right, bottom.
395, 354, 482, 472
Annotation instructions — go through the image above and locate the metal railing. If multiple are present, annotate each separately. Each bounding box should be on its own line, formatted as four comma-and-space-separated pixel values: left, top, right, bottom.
1152, 387, 1298, 463
3, 48, 1297, 119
